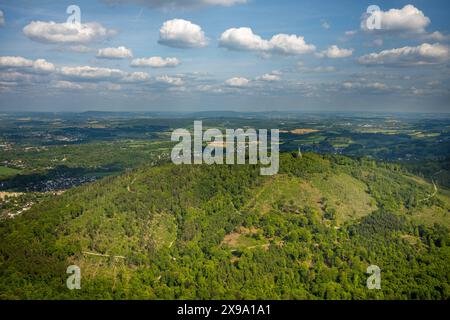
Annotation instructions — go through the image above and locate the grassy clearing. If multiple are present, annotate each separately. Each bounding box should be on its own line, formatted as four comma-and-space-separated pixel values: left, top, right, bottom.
411, 205, 450, 228
0, 166, 21, 179
222, 227, 267, 250
245, 172, 376, 224
246, 174, 322, 215
411, 187, 450, 228
310, 173, 377, 223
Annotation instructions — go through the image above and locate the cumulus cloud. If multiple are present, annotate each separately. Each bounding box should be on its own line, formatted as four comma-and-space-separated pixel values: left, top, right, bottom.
131, 56, 180, 68
0, 56, 55, 74
270, 34, 316, 55
318, 45, 353, 58
196, 84, 224, 94
51, 80, 85, 90
0, 56, 33, 68
0, 10, 5, 26
59, 66, 126, 81
156, 75, 184, 86
0, 57, 56, 87
158, 19, 207, 48
103, 0, 247, 9
225, 77, 250, 87
219, 28, 270, 51
121, 71, 150, 82
422, 31, 450, 42
256, 72, 281, 82
97, 46, 133, 59
358, 43, 449, 66
23, 21, 116, 44
361, 5, 430, 34
219, 27, 315, 55
59, 65, 151, 84
32, 59, 56, 73
0, 56, 154, 90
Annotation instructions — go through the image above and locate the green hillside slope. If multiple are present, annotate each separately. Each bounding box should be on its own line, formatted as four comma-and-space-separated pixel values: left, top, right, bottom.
0, 153, 449, 299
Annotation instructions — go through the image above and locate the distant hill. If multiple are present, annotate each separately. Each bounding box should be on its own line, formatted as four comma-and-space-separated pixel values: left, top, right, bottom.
0, 153, 448, 299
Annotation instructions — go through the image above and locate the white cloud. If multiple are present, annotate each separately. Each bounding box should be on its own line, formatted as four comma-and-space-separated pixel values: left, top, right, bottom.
358, 43, 449, 66
0, 10, 5, 26
156, 75, 184, 86
219, 27, 271, 51
270, 34, 316, 55
103, 0, 247, 9
318, 45, 353, 58
59, 66, 126, 81
0, 56, 33, 68
51, 80, 85, 90
32, 59, 56, 73
131, 56, 180, 68
422, 31, 450, 42
58, 66, 152, 85
256, 72, 281, 82
411, 87, 425, 96
97, 46, 133, 59
361, 5, 430, 34
345, 30, 357, 36
196, 84, 224, 94
122, 72, 150, 82
225, 77, 250, 87
23, 21, 116, 44
158, 19, 207, 48
219, 27, 315, 55
0, 56, 55, 74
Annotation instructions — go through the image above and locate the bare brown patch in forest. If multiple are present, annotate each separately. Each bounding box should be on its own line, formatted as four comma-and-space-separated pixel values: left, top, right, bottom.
221, 227, 264, 248
222, 232, 241, 247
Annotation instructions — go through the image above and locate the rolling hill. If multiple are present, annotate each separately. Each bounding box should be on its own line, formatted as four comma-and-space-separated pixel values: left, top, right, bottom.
0, 153, 449, 299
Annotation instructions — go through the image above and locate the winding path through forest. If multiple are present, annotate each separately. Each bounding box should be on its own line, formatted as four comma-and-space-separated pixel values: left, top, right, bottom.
418, 170, 442, 202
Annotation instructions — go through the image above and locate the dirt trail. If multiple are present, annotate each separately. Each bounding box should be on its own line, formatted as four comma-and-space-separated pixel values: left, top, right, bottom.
419, 170, 442, 202
83, 251, 126, 259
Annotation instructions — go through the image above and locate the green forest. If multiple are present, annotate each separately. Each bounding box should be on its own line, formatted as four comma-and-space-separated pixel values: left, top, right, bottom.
0, 153, 449, 299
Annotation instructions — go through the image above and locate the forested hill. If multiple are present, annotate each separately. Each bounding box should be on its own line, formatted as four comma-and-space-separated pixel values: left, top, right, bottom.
0, 153, 449, 299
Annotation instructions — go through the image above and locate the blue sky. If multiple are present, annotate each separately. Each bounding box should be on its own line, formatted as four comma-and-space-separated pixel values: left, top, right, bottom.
0, 0, 449, 112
